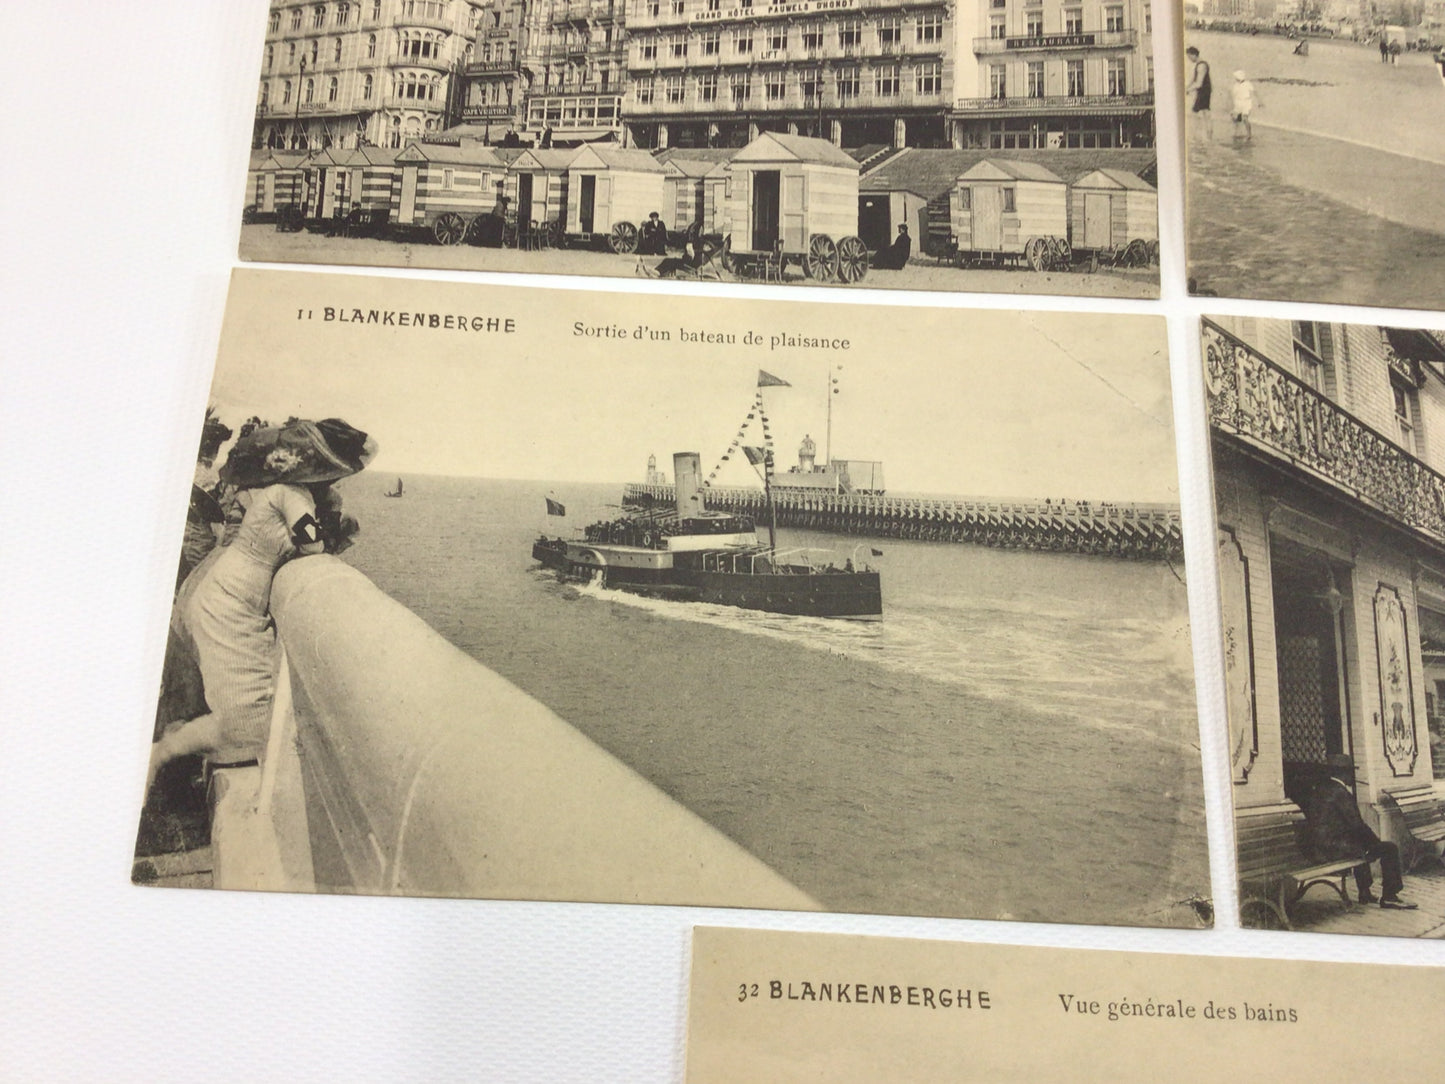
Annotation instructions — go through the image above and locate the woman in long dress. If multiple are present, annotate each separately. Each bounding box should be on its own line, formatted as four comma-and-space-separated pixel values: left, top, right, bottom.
148, 418, 375, 789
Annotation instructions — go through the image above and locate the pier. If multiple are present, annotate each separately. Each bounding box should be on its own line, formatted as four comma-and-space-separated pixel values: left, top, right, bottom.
622, 483, 1183, 559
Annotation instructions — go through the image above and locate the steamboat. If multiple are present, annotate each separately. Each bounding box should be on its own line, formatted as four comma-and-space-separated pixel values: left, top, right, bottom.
532, 452, 882, 620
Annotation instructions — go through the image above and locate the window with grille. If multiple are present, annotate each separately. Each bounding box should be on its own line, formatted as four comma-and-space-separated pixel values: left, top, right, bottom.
878, 18, 900, 45
1002, 187, 1016, 212
839, 20, 861, 47
769, 26, 787, 50
665, 75, 683, 101
1290, 322, 1326, 390
731, 72, 750, 100
765, 71, 785, 99
803, 26, 823, 49
989, 15, 1005, 38
1394, 378, 1421, 453
734, 28, 753, 53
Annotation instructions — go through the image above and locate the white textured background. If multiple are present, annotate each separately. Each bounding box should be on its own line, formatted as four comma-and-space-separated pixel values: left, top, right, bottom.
2, 3, 1442, 1080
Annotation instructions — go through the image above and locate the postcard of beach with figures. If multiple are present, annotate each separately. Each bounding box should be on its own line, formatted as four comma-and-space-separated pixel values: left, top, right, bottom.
242, 0, 1163, 298
135, 269, 1207, 929
1183, 15, 1445, 309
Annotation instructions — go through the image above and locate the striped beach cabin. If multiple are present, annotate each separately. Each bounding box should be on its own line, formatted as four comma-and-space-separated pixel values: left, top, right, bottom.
252, 151, 309, 220
949, 160, 1067, 267
504, 148, 577, 230
338, 146, 400, 224
302, 148, 352, 222
391, 141, 506, 244
1067, 168, 1158, 255
564, 146, 671, 252
702, 161, 731, 237
662, 158, 716, 238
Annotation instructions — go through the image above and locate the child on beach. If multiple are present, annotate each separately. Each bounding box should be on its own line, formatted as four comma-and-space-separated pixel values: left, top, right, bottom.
1230, 70, 1261, 144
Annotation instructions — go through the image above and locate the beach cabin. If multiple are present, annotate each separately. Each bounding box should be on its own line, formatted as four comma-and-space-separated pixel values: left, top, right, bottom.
949, 160, 1067, 269
1068, 168, 1158, 258
563, 146, 671, 252
701, 161, 732, 237
252, 151, 309, 222
391, 141, 506, 244
302, 148, 352, 223
724, 132, 867, 282
663, 158, 716, 238
504, 148, 577, 231
337, 145, 399, 229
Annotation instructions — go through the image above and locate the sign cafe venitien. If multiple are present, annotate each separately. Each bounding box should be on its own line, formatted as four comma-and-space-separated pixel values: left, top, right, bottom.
693, 0, 855, 23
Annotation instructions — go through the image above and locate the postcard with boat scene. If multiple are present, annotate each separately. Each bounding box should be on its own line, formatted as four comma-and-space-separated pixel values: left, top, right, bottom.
1200, 315, 1445, 937
137, 268, 1206, 928
241, 0, 1162, 297
1183, 17, 1445, 308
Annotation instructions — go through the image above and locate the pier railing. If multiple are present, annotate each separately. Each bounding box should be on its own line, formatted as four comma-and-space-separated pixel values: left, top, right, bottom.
1202, 318, 1445, 550
621, 483, 1182, 558
208, 554, 818, 908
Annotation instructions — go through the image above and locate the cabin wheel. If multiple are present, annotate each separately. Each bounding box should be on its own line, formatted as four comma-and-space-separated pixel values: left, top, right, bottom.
836, 236, 869, 283
1025, 237, 1048, 272
804, 234, 839, 281
1052, 237, 1071, 268
433, 212, 467, 246
609, 220, 639, 254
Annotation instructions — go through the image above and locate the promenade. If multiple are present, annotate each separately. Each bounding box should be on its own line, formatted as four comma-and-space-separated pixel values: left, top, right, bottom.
1185, 30, 1445, 307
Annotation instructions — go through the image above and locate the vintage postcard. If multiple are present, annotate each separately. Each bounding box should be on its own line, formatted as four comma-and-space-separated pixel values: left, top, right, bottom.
1201, 316, 1445, 935
241, 0, 1161, 297
685, 926, 1444, 1082
1183, 18, 1445, 308
136, 268, 1204, 927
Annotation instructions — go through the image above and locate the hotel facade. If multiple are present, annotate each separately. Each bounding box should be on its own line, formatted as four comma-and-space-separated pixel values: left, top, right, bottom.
255, 0, 488, 150
1203, 317, 1445, 920
951, 0, 1155, 149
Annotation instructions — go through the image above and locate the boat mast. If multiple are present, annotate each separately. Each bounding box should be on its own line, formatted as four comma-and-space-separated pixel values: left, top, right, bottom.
765, 449, 776, 552
825, 366, 832, 468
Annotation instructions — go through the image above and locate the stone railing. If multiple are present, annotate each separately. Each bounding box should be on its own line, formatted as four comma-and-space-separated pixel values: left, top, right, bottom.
209, 555, 817, 907
1202, 318, 1445, 547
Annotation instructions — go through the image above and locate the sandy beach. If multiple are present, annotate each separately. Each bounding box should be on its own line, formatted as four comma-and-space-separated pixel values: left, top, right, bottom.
1185, 29, 1445, 307
240, 225, 1158, 299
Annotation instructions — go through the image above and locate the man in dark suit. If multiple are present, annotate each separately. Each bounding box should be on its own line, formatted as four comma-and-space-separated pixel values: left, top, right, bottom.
1303, 754, 1417, 909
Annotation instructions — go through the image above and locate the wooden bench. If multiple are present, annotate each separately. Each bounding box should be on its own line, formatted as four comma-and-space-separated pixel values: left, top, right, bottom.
1236, 810, 1373, 929
1380, 788, 1445, 872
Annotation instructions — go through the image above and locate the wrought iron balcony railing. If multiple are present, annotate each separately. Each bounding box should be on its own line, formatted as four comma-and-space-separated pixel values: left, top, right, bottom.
1201, 319, 1445, 546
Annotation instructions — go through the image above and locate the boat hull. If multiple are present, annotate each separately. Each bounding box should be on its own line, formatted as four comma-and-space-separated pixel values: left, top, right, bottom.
531, 538, 881, 620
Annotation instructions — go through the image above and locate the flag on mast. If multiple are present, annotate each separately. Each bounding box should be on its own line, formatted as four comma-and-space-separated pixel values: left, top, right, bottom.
757, 370, 790, 387
545, 497, 566, 516
742, 445, 769, 467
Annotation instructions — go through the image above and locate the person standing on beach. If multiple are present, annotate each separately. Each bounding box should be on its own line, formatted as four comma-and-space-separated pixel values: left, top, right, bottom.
1185, 47, 1213, 141
1230, 70, 1261, 144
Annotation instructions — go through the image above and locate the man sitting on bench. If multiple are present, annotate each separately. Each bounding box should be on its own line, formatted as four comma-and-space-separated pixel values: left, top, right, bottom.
1304, 754, 1417, 910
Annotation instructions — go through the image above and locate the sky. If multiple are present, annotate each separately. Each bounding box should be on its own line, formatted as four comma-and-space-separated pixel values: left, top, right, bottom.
202, 270, 1180, 502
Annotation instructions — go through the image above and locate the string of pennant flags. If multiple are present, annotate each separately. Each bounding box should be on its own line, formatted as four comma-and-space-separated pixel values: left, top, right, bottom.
705, 370, 789, 487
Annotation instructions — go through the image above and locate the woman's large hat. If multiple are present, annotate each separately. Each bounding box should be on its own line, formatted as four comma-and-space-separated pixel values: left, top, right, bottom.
220, 417, 377, 487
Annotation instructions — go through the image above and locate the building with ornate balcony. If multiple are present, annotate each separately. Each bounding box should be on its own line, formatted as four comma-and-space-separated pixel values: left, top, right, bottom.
1202, 317, 1445, 924
254, 0, 486, 151
621, 0, 956, 149
951, 0, 1154, 149
453, 0, 627, 143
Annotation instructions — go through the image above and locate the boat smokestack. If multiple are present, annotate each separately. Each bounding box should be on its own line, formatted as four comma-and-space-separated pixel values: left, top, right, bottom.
674, 452, 704, 520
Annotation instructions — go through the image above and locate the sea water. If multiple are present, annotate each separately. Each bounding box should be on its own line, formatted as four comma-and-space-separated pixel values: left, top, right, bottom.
339, 474, 1208, 927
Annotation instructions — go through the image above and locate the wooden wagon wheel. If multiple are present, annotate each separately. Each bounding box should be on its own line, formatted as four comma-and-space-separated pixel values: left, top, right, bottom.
433, 212, 467, 245
1122, 238, 1148, 267
609, 220, 639, 254
835, 236, 869, 283
803, 234, 839, 281
1146, 239, 1160, 265
718, 234, 734, 274
1052, 237, 1071, 269
1025, 237, 1048, 272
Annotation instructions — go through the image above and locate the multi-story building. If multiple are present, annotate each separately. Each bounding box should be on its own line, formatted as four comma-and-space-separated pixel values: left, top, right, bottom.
458, 0, 531, 137
621, 0, 955, 150
951, 0, 1154, 149
1203, 317, 1445, 923
254, 0, 486, 151
455, 0, 628, 143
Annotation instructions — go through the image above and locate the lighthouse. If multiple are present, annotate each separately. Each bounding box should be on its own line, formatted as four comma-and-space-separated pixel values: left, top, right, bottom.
645, 453, 666, 486
798, 434, 817, 473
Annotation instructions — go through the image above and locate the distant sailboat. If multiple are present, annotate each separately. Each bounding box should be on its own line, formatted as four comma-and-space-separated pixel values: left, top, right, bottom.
385, 477, 404, 498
